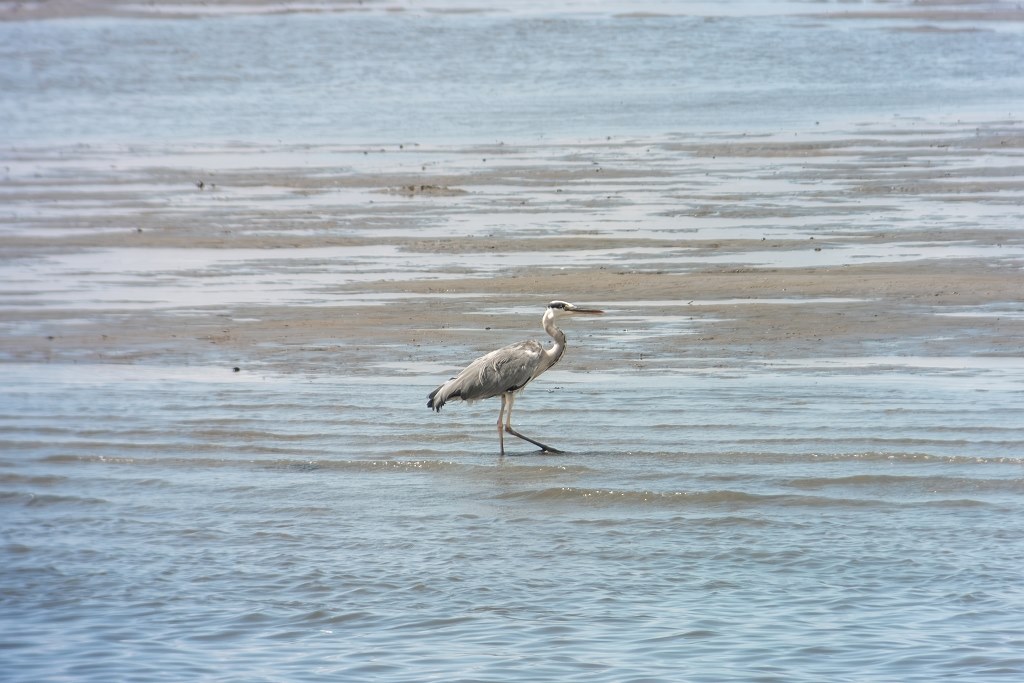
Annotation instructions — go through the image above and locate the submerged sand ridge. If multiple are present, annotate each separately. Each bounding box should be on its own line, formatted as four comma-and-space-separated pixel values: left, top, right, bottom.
2, 122, 1023, 375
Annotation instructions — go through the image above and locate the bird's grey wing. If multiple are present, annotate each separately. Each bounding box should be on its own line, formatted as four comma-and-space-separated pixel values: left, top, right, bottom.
439, 340, 544, 404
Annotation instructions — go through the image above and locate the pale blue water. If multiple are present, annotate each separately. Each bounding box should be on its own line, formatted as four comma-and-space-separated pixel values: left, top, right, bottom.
3, 2, 1024, 681
2, 2, 1023, 146
2, 362, 1024, 681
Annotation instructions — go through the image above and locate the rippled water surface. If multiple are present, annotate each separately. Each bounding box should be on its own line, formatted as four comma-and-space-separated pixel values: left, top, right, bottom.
3, 0, 1024, 144
3, 360, 1024, 681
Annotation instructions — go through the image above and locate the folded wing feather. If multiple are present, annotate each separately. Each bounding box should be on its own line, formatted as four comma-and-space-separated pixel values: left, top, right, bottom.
428, 340, 544, 411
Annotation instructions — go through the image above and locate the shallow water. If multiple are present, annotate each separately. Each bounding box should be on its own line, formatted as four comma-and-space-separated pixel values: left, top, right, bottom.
3, 359, 1024, 681
3, 2, 1024, 681
3, 1, 1024, 145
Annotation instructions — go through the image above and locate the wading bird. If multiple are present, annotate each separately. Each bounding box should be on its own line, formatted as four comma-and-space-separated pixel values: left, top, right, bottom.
427, 300, 604, 455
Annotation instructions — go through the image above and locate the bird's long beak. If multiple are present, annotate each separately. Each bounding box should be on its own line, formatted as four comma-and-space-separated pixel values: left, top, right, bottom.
569, 306, 604, 315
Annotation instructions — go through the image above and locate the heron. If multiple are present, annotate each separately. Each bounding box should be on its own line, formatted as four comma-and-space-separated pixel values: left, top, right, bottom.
427, 300, 604, 455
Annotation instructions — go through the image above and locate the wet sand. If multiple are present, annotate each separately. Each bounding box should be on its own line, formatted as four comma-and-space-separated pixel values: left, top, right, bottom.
3, 121, 1023, 376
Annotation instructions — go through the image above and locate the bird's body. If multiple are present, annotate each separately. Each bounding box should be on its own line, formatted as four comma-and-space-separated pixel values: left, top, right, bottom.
427, 339, 554, 410
428, 300, 603, 455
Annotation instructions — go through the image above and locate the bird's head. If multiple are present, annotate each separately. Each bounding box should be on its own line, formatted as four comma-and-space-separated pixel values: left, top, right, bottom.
546, 300, 604, 317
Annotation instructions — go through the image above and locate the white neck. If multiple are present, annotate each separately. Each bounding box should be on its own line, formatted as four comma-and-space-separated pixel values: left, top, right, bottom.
538, 308, 566, 375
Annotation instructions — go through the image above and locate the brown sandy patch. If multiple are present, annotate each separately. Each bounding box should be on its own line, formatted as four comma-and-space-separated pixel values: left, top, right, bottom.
2, 121, 1023, 376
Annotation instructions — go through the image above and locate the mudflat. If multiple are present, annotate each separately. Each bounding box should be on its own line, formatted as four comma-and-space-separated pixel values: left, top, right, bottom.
3, 125, 1023, 375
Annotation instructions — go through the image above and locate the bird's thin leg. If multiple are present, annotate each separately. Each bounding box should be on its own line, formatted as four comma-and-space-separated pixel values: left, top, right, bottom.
503, 392, 563, 454
497, 394, 507, 456
507, 427, 563, 454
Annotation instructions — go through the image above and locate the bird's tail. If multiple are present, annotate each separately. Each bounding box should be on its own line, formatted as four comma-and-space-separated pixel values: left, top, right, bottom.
427, 385, 444, 411
427, 380, 458, 412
